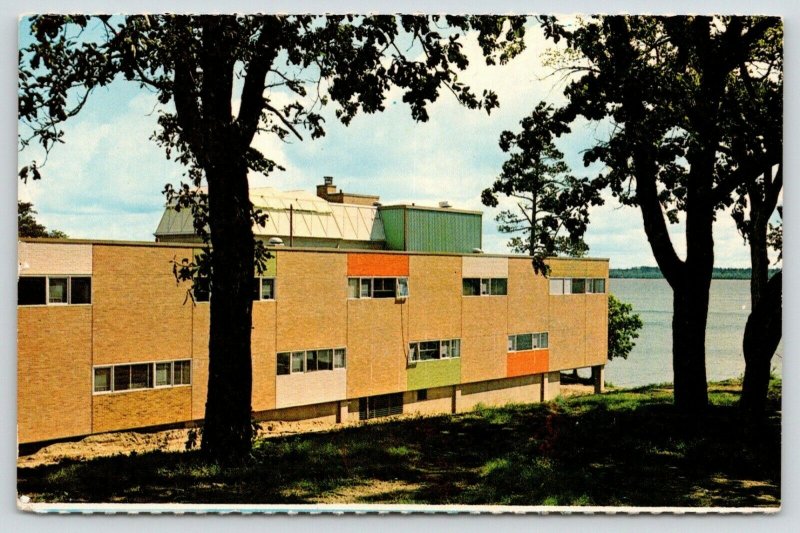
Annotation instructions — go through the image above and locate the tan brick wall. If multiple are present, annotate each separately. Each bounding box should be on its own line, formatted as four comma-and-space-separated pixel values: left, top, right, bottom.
585, 294, 609, 366
191, 304, 209, 420
346, 298, 409, 398
92, 244, 194, 364
461, 296, 507, 383
276, 251, 347, 350
457, 375, 541, 412
548, 295, 587, 371
547, 258, 608, 279
408, 255, 462, 340
92, 386, 192, 433
507, 258, 549, 334
252, 301, 277, 412
18, 307, 93, 443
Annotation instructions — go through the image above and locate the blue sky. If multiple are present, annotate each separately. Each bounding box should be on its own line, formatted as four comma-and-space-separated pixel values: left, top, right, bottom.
17, 15, 765, 268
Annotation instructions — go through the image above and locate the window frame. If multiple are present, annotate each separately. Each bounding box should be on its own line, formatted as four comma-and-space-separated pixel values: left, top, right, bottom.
408, 338, 462, 363
92, 359, 192, 395
18, 275, 92, 306
277, 347, 347, 375
252, 276, 277, 301
508, 332, 550, 353
463, 277, 508, 297
348, 277, 408, 299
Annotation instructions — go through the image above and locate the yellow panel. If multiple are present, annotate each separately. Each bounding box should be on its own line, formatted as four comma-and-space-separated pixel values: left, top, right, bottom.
408, 256, 462, 340
507, 258, 549, 334
462, 256, 509, 278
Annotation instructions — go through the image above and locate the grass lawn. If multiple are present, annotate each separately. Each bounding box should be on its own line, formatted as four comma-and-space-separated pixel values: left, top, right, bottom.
17, 379, 781, 507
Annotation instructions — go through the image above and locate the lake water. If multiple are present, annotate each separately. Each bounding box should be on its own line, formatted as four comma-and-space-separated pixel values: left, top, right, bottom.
604, 278, 784, 388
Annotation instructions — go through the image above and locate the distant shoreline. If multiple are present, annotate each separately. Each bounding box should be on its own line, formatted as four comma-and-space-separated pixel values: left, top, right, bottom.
609, 267, 780, 280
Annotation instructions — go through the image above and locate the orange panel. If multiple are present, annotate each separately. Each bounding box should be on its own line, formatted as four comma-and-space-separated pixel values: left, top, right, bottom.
507, 349, 549, 377
347, 253, 409, 276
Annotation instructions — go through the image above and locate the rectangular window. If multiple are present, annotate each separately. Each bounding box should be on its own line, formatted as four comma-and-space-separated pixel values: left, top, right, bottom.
317, 349, 333, 370
94, 360, 190, 394
372, 278, 397, 298
418, 341, 440, 361
291, 351, 305, 373
517, 333, 533, 351
360, 278, 372, 298
571, 278, 586, 294
277, 352, 291, 375
539, 332, 549, 349
48, 277, 68, 304
174, 360, 192, 385
480, 278, 491, 295
70, 277, 92, 304
261, 278, 275, 300
490, 278, 508, 295
549, 278, 564, 295
347, 278, 360, 299
417, 389, 428, 401
462, 278, 481, 296
508, 335, 517, 351
409, 339, 461, 362
155, 362, 172, 387
94, 367, 111, 393
592, 278, 606, 293
306, 350, 319, 372
397, 277, 409, 297
18, 277, 46, 305
333, 348, 346, 369
19, 276, 93, 306
448, 339, 460, 358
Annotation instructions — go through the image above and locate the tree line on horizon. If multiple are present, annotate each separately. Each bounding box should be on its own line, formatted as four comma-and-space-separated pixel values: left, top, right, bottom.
608, 266, 781, 280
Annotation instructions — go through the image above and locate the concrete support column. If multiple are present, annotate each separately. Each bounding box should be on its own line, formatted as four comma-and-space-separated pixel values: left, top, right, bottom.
540, 373, 548, 402
592, 365, 605, 394
452, 386, 461, 414
542, 371, 561, 401
337, 400, 348, 424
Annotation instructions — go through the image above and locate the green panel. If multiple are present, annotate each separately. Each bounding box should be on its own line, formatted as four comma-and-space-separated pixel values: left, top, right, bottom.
406, 209, 481, 253
379, 207, 406, 250
259, 254, 278, 277
407, 358, 461, 390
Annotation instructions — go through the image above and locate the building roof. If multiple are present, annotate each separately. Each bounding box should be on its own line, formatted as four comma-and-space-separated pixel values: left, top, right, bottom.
154, 187, 385, 243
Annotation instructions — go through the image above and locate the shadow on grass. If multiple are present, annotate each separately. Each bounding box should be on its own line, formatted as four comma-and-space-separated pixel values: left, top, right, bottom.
18, 383, 781, 507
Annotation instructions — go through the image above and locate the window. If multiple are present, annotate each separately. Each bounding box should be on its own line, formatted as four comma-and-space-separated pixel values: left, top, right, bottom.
417, 389, 428, 401
589, 278, 606, 293
462, 278, 481, 296
508, 332, 549, 352
253, 277, 276, 301
463, 278, 507, 296
94, 367, 111, 393
372, 278, 397, 298
334, 348, 346, 369
408, 338, 461, 363
93, 360, 191, 394
18, 277, 46, 305
359, 393, 403, 420
155, 362, 172, 387
277, 353, 291, 375
348, 277, 408, 299
278, 347, 347, 375
19, 275, 92, 306
571, 278, 586, 294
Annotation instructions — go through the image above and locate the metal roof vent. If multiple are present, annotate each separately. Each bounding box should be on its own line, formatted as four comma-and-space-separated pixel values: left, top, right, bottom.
439, 201, 452, 208
472, 248, 484, 254
268, 237, 285, 246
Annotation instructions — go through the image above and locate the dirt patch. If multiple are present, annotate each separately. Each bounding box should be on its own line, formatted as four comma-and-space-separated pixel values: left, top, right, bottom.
18, 384, 597, 469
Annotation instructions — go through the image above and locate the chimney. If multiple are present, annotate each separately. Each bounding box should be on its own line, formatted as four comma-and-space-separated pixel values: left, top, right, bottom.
316, 176, 338, 200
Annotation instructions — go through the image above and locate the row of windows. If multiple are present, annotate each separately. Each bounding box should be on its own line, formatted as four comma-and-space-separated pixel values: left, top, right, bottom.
508, 332, 549, 352
18, 276, 91, 306
549, 278, 606, 295
408, 339, 461, 363
194, 277, 275, 303
277, 348, 347, 375
93, 360, 191, 394
348, 277, 409, 299
462, 278, 508, 296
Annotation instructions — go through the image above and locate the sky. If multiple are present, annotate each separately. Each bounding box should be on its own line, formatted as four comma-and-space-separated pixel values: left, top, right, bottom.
17, 15, 772, 269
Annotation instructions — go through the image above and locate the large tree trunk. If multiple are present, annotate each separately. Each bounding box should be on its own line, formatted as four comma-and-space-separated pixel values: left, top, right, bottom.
741, 271, 782, 413
672, 279, 710, 410
201, 158, 255, 462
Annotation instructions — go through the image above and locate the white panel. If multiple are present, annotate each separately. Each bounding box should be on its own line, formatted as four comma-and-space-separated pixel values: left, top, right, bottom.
275, 369, 347, 408
18, 242, 92, 275
462, 256, 508, 278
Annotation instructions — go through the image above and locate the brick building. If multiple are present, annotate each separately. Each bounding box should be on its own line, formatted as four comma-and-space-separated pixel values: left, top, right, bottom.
17, 181, 608, 445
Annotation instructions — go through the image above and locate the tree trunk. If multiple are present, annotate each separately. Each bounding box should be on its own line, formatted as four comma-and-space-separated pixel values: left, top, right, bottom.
201, 157, 255, 463
741, 271, 782, 413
